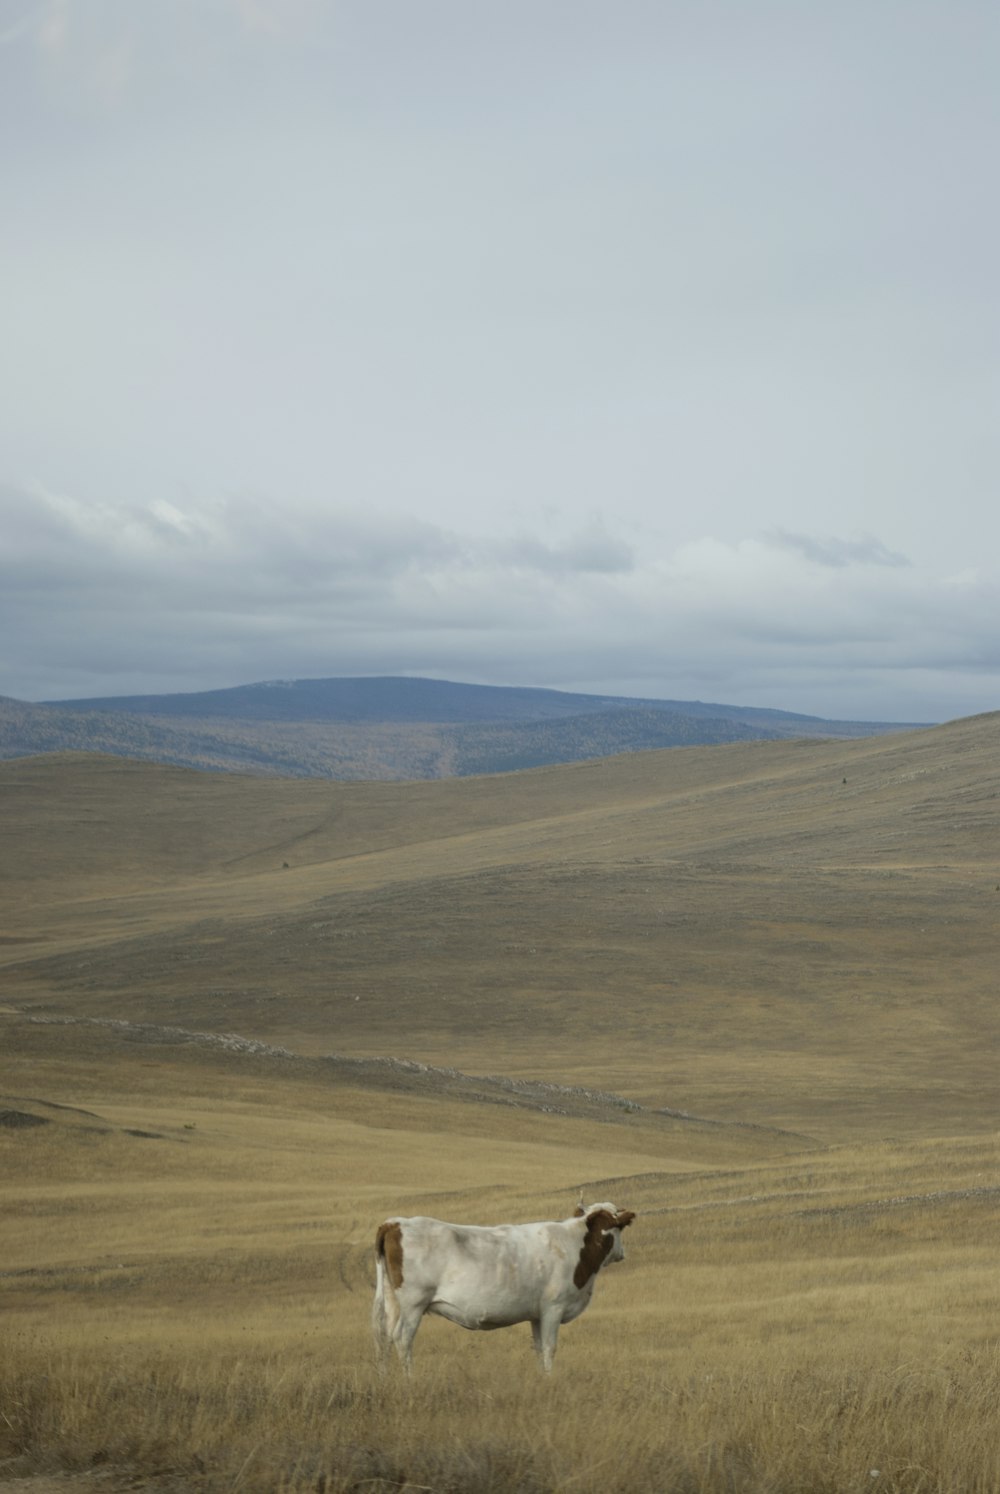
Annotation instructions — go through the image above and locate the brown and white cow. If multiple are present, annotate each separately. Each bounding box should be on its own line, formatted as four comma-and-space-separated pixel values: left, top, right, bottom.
371, 1201, 635, 1372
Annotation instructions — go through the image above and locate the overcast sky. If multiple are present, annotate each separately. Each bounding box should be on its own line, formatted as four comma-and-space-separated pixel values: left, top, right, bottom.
2, 1, 997, 722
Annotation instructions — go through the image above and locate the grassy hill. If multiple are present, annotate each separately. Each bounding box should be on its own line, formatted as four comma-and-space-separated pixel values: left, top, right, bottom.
0, 676, 926, 779
3, 714, 997, 1136
2, 717, 998, 1492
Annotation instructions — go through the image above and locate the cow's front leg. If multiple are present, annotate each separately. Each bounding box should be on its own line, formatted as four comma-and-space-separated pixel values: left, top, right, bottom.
534, 1307, 561, 1372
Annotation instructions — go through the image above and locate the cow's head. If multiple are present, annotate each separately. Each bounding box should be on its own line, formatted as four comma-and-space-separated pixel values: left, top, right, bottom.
572, 1201, 636, 1286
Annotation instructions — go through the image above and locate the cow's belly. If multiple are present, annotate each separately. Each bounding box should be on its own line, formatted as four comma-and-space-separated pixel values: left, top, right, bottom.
427, 1293, 535, 1331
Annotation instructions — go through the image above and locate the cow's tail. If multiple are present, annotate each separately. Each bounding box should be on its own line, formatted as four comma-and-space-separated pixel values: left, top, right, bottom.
372, 1222, 401, 1369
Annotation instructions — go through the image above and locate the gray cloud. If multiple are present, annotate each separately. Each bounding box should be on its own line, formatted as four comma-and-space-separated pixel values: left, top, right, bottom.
2, 481, 998, 722
767, 531, 912, 570
498, 525, 635, 576
1, 3, 997, 723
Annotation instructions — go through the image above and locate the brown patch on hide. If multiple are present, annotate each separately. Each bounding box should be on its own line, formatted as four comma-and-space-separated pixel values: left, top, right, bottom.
375, 1221, 404, 1289
573, 1209, 615, 1288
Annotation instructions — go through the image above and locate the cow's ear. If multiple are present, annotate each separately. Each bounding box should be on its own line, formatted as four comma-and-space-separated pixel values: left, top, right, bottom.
573, 1204, 586, 1218
615, 1210, 636, 1230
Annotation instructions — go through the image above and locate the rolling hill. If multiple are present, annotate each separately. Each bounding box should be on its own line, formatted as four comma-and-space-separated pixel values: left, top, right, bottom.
3, 711, 995, 1140
3, 716, 999, 1492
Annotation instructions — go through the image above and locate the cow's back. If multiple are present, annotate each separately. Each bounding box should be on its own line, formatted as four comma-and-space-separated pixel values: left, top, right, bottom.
390, 1216, 566, 1329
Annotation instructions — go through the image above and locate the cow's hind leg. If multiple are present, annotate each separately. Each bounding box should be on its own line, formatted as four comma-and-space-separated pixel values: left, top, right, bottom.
392, 1300, 424, 1374
372, 1260, 399, 1375
372, 1290, 388, 1373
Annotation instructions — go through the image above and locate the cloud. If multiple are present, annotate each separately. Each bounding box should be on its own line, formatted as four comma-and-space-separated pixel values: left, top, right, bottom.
227, 0, 319, 35
0, 7, 996, 724
13, 0, 138, 107
0, 7, 43, 48
498, 522, 634, 576
2, 481, 999, 722
766, 530, 911, 569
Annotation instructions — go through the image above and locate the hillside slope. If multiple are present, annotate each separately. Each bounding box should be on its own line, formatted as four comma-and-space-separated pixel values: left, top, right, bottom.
3, 713, 997, 1140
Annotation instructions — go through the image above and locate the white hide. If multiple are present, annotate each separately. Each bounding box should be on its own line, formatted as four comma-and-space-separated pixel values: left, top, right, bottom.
372, 1201, 635, 1372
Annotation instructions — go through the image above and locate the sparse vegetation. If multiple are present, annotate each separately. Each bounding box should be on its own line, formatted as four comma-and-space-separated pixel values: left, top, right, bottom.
1, 716, 998, 1490
1, 1058, 997, 1493
4, 1340, 1000, 1492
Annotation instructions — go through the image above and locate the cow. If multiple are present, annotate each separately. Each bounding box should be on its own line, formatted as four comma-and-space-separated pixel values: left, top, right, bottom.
371, 1200, 635, 1372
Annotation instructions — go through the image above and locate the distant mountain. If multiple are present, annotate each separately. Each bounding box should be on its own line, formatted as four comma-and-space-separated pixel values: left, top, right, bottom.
43, 675, 923, 733
44, 676, 622, 724
0, 677, 930, 780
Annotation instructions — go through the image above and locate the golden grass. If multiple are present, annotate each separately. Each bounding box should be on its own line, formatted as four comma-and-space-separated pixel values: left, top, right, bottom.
3, 718, 1000, 1141
3, 722, 1000, 1488
2, 1037, 998, 1492
5, 1337, 1000, 1493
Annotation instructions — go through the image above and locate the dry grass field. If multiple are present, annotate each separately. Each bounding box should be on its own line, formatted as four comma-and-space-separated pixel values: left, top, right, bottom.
2, 717, 999, 1492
